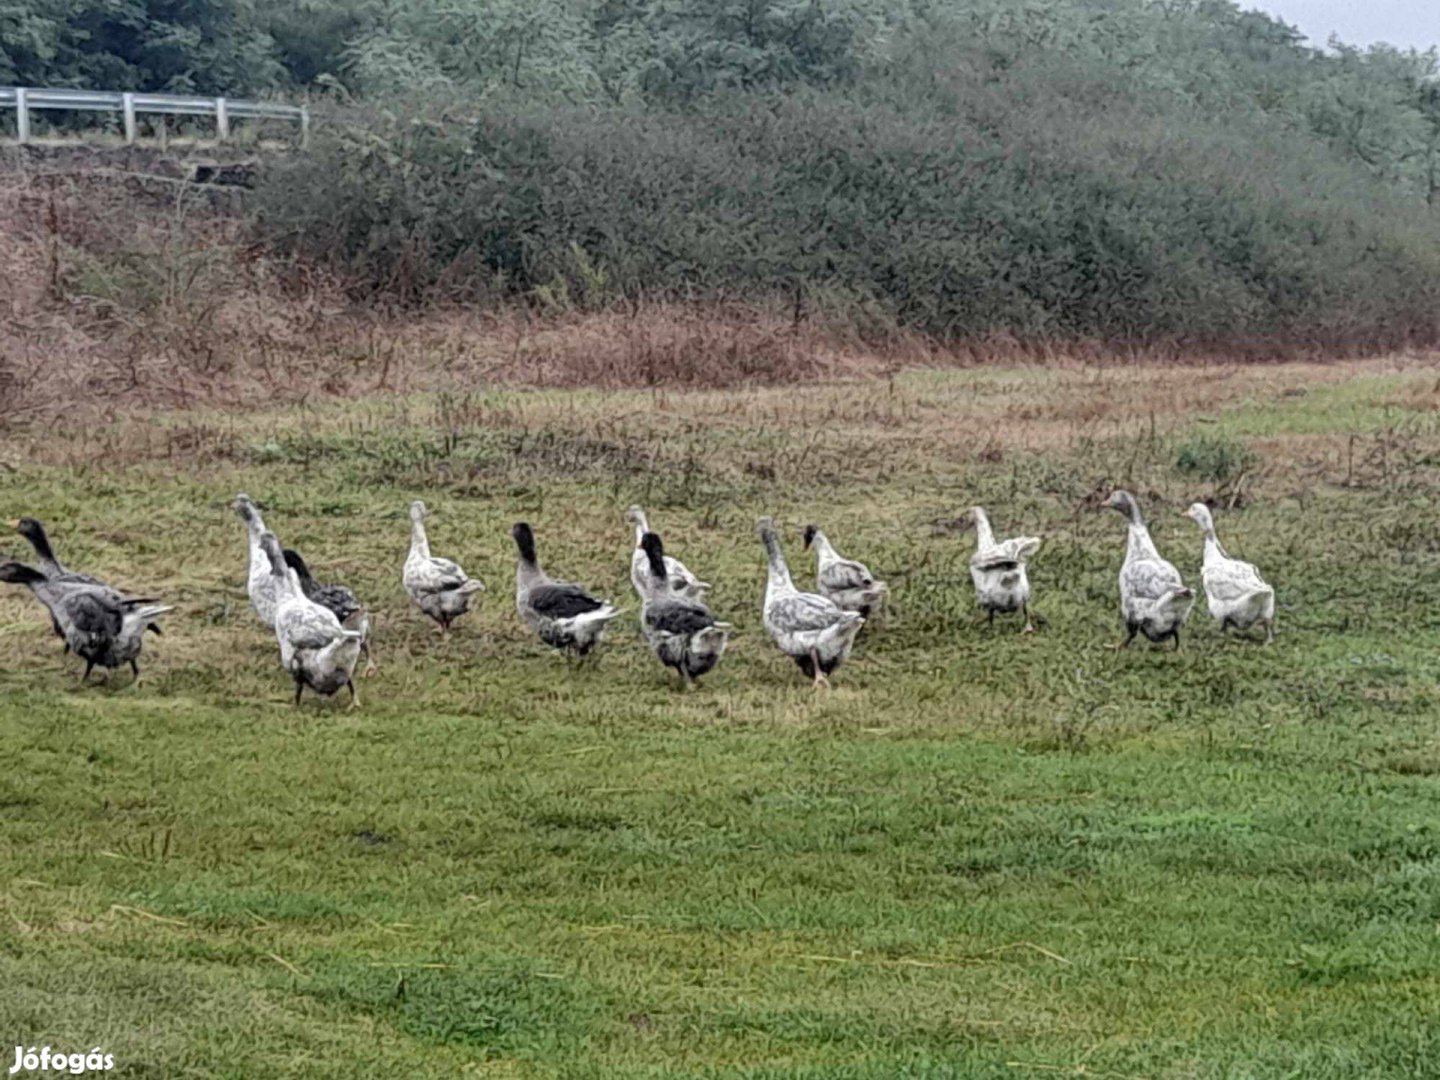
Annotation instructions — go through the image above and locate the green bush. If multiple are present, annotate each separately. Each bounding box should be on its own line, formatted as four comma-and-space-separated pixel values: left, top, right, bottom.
254, 78, 1440, 352
1175, 436, 1259, 483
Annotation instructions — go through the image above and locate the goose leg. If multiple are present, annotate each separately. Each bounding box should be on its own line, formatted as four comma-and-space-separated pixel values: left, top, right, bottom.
347, 679, 361, 710
1109, 624, 1139, 651
362, 639, 378, 678
293, 676, 305, 707
987, 609, 995, 628
1263, 619, 1275, 645
80, 661, 94, 683
1171, 629, 1182, 651
1021, 604, 1035, 634
809, 648, 829, 690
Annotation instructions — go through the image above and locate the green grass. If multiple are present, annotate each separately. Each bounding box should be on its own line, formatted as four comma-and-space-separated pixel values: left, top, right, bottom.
2, 365, 1440, 1078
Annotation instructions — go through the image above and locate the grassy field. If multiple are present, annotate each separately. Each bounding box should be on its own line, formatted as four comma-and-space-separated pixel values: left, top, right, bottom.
2, 359, 1439, 1078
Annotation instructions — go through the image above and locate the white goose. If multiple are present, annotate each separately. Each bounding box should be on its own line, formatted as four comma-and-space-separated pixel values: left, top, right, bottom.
1103, 490, 1194, 649
624, 506, 709, 600
402, 500, 485, 635
232, 493, 279, 627
1181, 502, 1275, 642
261, 532, 362, 707
969, 505, 1042, 632
760, 518, 864, 688
802, 524, 888, 618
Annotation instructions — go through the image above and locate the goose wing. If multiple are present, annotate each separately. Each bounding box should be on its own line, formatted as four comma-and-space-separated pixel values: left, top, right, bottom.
1205, 558, 1269, 602
62, 590, 123, 639
1122, 556, 1183, 602
529, 583, 604, 619
281, 603, 342, 651
769, 592, 845, 632
818, 558, 874, 593
310, 582, 363, 622
645, 598, 716, 635
412, 555, 470, 593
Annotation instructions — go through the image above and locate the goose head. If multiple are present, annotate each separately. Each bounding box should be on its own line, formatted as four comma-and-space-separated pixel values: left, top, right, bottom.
10, 517, 57, 561
231, 493, 262, 527
512, 521, 538, 565
1180, 502, 1215, 534
1102, 490, 1143, 525
0, 560, 46, 586
409, 500, 429, 523
639, 531, 668, 584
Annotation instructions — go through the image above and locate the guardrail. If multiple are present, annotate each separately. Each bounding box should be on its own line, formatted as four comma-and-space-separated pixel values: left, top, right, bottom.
0, 87, 308, 146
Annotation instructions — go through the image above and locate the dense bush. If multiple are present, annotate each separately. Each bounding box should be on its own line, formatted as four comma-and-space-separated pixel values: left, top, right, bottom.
255, 74, 1440, 352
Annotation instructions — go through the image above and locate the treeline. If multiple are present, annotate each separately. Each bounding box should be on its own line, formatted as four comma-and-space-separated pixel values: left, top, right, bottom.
8, 0, 1440, 352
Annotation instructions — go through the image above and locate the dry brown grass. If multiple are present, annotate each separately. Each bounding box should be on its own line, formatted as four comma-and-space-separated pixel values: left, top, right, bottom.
2, 161, 1437, 444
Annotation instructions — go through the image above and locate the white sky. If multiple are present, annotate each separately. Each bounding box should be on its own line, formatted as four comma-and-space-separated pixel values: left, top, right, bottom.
1245, 1, 1438, 51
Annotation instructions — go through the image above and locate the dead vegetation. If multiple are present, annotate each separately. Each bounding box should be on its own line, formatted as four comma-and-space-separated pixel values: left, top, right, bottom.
2, 163, 1439, 443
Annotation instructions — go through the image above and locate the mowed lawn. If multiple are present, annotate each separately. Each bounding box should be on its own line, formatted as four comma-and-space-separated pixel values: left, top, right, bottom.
2, 362, 1439, 1078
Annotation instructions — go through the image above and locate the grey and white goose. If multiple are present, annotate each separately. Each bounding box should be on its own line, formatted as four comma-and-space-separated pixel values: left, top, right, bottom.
760, 518, 864, 688
969, 505, 1042, 632
1181, 502, 1275, 642
12, 516, 162, 651
232, 494, 280, 628
402, 500, 485, 635
0, 561, 171, 683
261, 533, 363, 707
283, 548, 377, 675
1103, 490, 1194, 649
624, 506, 709, 600
637, 531, 729, 687
803, 524, 888, 618
512, 522, 622, 657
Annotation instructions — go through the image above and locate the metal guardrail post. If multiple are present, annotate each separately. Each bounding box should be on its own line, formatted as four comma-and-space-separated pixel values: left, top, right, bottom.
122, 92, 136, 144
300, 104, 310, 149
15, 86, 28, 143
215, 96, 229, 141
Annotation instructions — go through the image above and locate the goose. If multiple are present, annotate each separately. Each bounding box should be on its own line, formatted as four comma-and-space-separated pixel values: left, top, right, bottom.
969, 506, 1042, 632
232, 494, 280, 628
637, 531, 729, 687
760, 517, 864, 688
402, 500, 485, 635
283, 548, 377, 675
1181, 502, 1275, 642
261, 533, 362, 707
12, 516, 162, 651
0, 561, 171, 683
1103, 490, 1194, 649
803, 524, 888, 618
512, 522, 622, 656
624, 506, 709, 600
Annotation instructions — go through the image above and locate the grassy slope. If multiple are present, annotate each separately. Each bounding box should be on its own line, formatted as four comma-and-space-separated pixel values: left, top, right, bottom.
2, 362, 1439, 1078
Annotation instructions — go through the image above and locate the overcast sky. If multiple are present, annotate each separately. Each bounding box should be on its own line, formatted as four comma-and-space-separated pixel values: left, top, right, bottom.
1246, 1, 1437, 51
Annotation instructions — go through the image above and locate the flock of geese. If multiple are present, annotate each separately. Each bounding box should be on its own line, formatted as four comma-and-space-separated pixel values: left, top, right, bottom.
0, 490, 1276, 705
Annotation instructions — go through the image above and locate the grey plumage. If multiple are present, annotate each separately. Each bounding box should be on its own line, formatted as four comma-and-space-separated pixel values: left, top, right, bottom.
760, 518, 864, 687
403, 500, 484, 634
1104, 490, 1194, 648
284, 547, 375, 674
0, 561, 171, 682
262, 533, 362, 706
638, 532, 728, 686
512, 522, 622, 656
